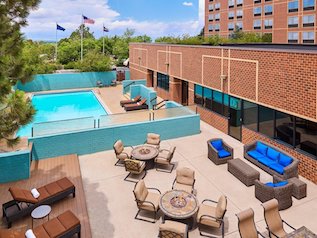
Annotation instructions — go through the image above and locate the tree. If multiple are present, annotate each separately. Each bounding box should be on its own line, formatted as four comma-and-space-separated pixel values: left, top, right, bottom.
0, 0, 39, 146
69, 24, 95, 40
76, 50, 112, 72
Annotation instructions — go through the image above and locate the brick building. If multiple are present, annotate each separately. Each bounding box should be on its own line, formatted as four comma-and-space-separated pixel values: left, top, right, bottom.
204, 0, 317, 44
129, 42, 317, 184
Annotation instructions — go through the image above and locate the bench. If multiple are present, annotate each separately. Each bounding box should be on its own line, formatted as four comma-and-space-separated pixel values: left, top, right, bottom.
228, 159, 260, 186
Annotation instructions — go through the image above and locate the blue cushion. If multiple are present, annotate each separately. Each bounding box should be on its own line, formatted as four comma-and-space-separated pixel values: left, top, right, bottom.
265, 182, 275, 187
257, 156, 274, 167
256, 142, 268, 155
211, 140, 223, 151
279, 154, 293, 167
267, 148, 280, 161
218, 149, 231, 158
268, 163, 284, 174
274, 181, 288, 187
247, 150, 265, 161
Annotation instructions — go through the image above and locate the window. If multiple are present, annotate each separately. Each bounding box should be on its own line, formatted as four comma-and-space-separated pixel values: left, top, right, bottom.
209, 4, 214, 11
228, 22, 235, 30
254, 0, 261, 4
229, 0, 235, 7
243, 101, 258, 131
275, 112, 295, 146
264, 19, 273, 29
209, 14, 214, 21
259, 106, 275, 138
215, 13, 220, 21
288, 32, 299, 43
212, 91, 223, 115
228, 11, 235, 19
303, 32, 315, 43
157, 73, 169, 91
237, 9, 243, 18
296, 118, 317, 157
254, 7, 262, 16
264, 5, 273, 15
214, 3, 220, 10
208, 24, 213, 31
253, 19, 261, 29
288, 16, 299, 27
194, 85, 203, 105
303, 15, 315, 27
214, 24, 220, 31
237, 0, 243, 6
203, 88, 212, 110
303, 0, 315, 10
236, 21, 243, 29
288, 1, 298, 12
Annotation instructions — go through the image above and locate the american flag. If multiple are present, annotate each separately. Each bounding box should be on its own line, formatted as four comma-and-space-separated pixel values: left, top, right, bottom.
83, 15, 95, 24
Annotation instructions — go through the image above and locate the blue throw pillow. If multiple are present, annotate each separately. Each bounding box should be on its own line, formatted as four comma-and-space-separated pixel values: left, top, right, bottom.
274, 181, 288, 187
265, 182, 275, 187
211, 140, 223, 151
267, 148, 280, 161
279, 154, 293, 167
256, 142, 268, 155
247, 150, 265, 161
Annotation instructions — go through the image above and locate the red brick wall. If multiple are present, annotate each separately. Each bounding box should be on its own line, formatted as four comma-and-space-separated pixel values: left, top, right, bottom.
242, 127, 317, 184
198, 106, 229, 134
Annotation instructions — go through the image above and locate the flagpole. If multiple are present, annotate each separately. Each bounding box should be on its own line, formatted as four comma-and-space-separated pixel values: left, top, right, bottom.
55, 23, 58, 62
81, 15, 83, 62
103, 24, 105, 55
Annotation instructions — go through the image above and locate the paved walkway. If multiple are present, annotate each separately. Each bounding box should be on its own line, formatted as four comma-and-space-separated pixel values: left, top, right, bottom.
79, 121, 317, 238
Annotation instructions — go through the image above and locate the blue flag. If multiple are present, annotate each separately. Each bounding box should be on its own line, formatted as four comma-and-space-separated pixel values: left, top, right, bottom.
56, 24, 66, 31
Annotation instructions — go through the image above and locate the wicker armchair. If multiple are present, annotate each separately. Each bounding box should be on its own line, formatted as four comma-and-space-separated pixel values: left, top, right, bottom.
254, 179, 293, 210
207, 138, 233, 165
124, 159, 146, 183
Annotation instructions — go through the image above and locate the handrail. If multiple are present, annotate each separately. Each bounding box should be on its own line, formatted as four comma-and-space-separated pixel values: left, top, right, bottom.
150, 96, 157, 103
123, 81, 135, 91
153, 99, 169, 110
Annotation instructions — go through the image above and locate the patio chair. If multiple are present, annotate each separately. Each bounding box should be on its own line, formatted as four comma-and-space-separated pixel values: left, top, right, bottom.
172, 167, 195, 194
261, 199, 296, 238
207, 138, 233, 165
120, 95, 141, 106
236, 208, 265, 238
159, 220, 188, 238
113, 140, 132, 166
155, 146, 176, 173
3, 177, 75, 228
196, 195, 227, 238
124, 98, 148, 111
124, 159, 147, 183
145, 133, 161, 149
133, 180, 161, 223
96, 80, 104, 87
0, 210, 81, 238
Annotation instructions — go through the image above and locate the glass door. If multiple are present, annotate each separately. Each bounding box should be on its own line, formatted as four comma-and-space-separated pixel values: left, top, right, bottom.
181, 81, 189, 106
228, 96, 242, 140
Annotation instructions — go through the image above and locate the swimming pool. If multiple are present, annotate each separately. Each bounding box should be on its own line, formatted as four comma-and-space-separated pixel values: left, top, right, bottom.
17, 91, 107, 137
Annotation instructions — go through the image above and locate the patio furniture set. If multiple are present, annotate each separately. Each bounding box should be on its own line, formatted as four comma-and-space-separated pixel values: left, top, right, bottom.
1, 178, 81, 238
120, 95, 148, 111
207, 139, 307, 210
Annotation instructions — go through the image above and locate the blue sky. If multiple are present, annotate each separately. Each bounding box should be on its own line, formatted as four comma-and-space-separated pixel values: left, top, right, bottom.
23, 0, 204, 41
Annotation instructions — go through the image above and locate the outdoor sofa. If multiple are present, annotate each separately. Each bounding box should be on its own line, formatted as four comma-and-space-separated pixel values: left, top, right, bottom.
0, 210, 81, 238
124, 98, 148, 111
207, 138, 233, 165
2, 177, 75, 228
244, 141, 299, 179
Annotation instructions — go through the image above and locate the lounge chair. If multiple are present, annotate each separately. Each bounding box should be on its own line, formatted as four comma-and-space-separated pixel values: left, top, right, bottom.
124, 159, 147, 183
144, 133, 161, 149
196, 195, 227, 238
120, 95, 141, 106
113, 140, 132, 166
0, 210, 81, 238
261, 199, 296, 237
155, 146, 176, 173
2, 177, 75, 228
236, 208, 265, 238
124, 98, 148, 111
172, 167, 195, 194
207, 138, 233, 165
159, 220, 188, 238
133, 180, 161, 223
96, 80, 104, 87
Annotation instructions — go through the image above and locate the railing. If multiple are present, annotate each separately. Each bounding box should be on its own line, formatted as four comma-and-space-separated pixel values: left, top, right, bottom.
152, 105, 197, 121
123, 81, 135, 92
153, 99, 169, 110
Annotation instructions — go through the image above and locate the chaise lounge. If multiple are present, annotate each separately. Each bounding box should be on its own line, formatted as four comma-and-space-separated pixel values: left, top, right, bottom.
244, 141, 299, 179
2, 177, 75, 228
124, 98, 148, 111
0, 210, 81, 238
120, 95, 141, 106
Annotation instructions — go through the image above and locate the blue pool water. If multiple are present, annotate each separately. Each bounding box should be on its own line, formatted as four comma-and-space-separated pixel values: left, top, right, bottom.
17, 91, 107, 137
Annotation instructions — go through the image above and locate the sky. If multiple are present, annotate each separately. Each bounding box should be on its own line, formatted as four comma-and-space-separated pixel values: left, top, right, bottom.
22, 0, 205, 41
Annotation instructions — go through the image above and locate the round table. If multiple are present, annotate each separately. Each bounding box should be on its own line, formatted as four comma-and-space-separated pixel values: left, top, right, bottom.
31, 205, 51, 228
131, 145, 159, 169
159, 190, 199, 230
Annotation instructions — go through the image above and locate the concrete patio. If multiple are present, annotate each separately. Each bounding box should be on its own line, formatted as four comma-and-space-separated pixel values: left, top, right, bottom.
79, 121, 317, 238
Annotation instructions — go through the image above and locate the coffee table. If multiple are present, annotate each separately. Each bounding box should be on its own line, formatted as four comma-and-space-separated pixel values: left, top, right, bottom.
159, 190, 199, 230
31, 205, 51, 228
131, 145, 159, 169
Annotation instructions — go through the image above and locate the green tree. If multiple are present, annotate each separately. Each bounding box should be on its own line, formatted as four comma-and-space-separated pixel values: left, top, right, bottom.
0, 0, 39, 146
76, 50, 112, 72
69, 24, 95, 40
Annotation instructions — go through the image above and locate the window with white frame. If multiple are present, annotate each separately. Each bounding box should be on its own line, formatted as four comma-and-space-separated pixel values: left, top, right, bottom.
288, 1, 298, 12
253, 19, 261, 29
209, 4, 214, 11
208, 24, 213, 31
254, 7, 262, 16
215, 13, 220, 20
209, 14, 214, 21
214, 24, 220, 31
288, 16, 299, 27
237, 0, 243, 5
228, 23, 235, 30
264, 5, 273, 15
303, 15, 315, 26
237, 9, 243, 18
288, 32, 299, 43
237, 21, 243, 29
228, 0, 235, 7
303, 0, 315, 10
303, 32, 314, 43
228, 11, 235, 19
264, 19, 273, 29
215, 3, 221, 10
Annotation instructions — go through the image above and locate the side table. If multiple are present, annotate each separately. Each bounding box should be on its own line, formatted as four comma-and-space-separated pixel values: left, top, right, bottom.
31, 205, 51, 228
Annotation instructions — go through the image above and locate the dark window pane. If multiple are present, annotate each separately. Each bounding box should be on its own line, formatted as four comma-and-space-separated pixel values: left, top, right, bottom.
275, 112, 297, 146
259, 106, 274, 137
194, 85, 204, 105
243, 100, 258, 131
212, 91, 223, 115
157, 73, 169, 91
223, 94, 229, 117
203, 88, 212, 110
296, 118, 317, 158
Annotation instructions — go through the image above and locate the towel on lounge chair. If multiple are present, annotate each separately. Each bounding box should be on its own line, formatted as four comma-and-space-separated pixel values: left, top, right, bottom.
124, 98, 148, 111
25, 229, 36, 238
31, 188, 40, 199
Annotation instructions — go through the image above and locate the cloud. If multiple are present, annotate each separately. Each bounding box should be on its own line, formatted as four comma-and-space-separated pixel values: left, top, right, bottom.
198, 0, 205, 28
183, 1, 193, 6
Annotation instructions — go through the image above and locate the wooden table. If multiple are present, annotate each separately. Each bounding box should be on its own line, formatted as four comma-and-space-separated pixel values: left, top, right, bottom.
159, 190, 199, 230
131, 145, 159, 169
286, 226, 316, 238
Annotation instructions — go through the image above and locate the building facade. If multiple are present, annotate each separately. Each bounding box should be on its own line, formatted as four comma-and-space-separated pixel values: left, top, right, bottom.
204, 0, 317, 44
129, 43, 317, 184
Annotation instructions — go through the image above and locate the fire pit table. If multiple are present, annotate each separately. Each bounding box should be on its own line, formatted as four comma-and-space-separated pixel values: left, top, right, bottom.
131, 145, 159, 170
159, 190, 199, 230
